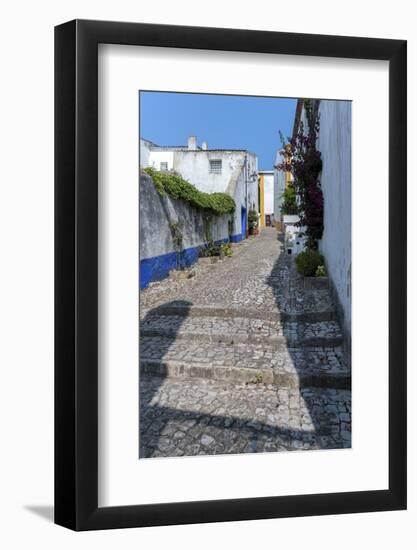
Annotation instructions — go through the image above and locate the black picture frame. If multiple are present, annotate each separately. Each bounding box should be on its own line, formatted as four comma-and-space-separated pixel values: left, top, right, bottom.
55, 19, 407, 531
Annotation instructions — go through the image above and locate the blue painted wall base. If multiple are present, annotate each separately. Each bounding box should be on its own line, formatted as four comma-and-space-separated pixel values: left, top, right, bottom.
241, 206, 247, 242
140, 235, 241, 289
230, 233, 243, 243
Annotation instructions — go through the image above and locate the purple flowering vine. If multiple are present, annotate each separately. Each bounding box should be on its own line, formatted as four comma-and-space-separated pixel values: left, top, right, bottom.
277, 100, 323, 249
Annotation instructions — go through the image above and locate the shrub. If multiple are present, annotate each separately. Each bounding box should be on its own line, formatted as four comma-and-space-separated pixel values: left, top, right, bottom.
315, 264, 326, 277
280, 185, 298, 215
199, 241, 220, 257
144, 167, 235, 215
199, 241, 233, 258
248, 208, 258, 227
219, 243, 232, 257
296, 249, 324, 277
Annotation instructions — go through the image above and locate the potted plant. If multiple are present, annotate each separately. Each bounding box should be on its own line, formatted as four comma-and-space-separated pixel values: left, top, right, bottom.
248, 208, 258, 236
295, 248, 329, 289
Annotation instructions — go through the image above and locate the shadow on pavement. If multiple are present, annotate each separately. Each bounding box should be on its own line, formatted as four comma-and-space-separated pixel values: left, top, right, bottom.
139, 232, 351, 458
266, 231, 351, 450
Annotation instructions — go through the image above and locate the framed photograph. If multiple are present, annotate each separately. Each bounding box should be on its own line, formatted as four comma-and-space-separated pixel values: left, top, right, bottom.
55, 19, 406, 530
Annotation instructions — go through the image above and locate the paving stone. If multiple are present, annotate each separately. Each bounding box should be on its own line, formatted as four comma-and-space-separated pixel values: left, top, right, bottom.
140, 313, 342, 346
140, 337, 350, 388
141, 229, 334, 315
139, 377, 351, 457
139, 228, 351, 458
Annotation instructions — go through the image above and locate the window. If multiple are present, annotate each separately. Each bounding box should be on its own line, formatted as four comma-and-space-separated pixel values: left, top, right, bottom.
209, 159, 222, 174
160, 162, 168, 171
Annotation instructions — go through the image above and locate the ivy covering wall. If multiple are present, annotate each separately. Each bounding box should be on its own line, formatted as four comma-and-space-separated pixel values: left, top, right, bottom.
144, 167, 236, 215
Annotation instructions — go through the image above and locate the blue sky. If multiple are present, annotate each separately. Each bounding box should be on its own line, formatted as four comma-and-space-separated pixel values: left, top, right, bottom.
140, 92, 297, 170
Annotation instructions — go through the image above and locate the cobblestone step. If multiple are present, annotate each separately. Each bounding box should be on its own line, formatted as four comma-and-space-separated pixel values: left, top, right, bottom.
140, 314, 343, 347
139, 230, 351, 458
139, 337, 350, 389
140, 377, 352, 457
141, 304, 336, 324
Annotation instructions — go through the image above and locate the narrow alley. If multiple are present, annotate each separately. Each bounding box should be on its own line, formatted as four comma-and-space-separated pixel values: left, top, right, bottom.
139, 228, 351, 457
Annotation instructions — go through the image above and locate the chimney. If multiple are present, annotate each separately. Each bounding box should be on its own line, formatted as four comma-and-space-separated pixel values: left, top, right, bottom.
201, 141, 208, 150
188, 135, 197, 150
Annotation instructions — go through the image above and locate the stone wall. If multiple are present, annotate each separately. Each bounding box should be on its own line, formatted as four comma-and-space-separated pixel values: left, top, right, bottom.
140, 171, 233, 289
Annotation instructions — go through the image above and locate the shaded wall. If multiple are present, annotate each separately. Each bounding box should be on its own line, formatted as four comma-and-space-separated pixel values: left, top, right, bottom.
317, 100, 352, 349
295, 100, 352, 355
273, 150, 286, 223
140, 172, 233, 289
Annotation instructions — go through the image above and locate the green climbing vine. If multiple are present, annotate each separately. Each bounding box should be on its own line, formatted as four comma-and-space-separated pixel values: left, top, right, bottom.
168, 221, 184, 270
168, 221, 184, 250
144, 167, 235, 215
200, 213, 217, 257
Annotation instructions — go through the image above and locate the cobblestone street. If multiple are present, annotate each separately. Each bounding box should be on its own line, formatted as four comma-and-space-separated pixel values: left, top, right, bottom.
140, 228, 351, 458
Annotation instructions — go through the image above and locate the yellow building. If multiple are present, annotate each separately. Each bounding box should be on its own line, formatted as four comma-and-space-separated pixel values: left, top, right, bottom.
258, 170, 274, 228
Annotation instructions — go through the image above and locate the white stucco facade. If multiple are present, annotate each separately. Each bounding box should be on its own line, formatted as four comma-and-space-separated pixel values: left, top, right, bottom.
317, 100, 352, 344
148, 150, 174, 171
262, 172, 274, 215
140, 137, 259, 239
296, 100, 352, 348
139, 138, 152, 168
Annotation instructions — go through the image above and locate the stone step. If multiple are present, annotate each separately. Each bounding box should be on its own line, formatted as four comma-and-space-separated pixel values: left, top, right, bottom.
141, 304, 336, 324
140, 314, 343, 348
139, 337, 350, 390
140, 378, 352, 457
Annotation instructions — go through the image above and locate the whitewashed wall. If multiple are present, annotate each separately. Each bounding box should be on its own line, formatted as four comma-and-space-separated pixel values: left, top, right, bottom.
148, 150, 174, 170
140, 171, 231, 260
139, 145, 258, 240
172, 149, 258, 237
317, 100, 352, 344
172, 150, 249, 193
139, 138, 151, 167
263, 173, 274, 215
228, 167, 245, 236
296, 101, 352, 348
274, 150, 286, 221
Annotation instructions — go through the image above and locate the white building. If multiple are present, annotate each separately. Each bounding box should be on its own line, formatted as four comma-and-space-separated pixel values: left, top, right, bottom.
139, 138, 153, 168
140, 136, 259, 241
